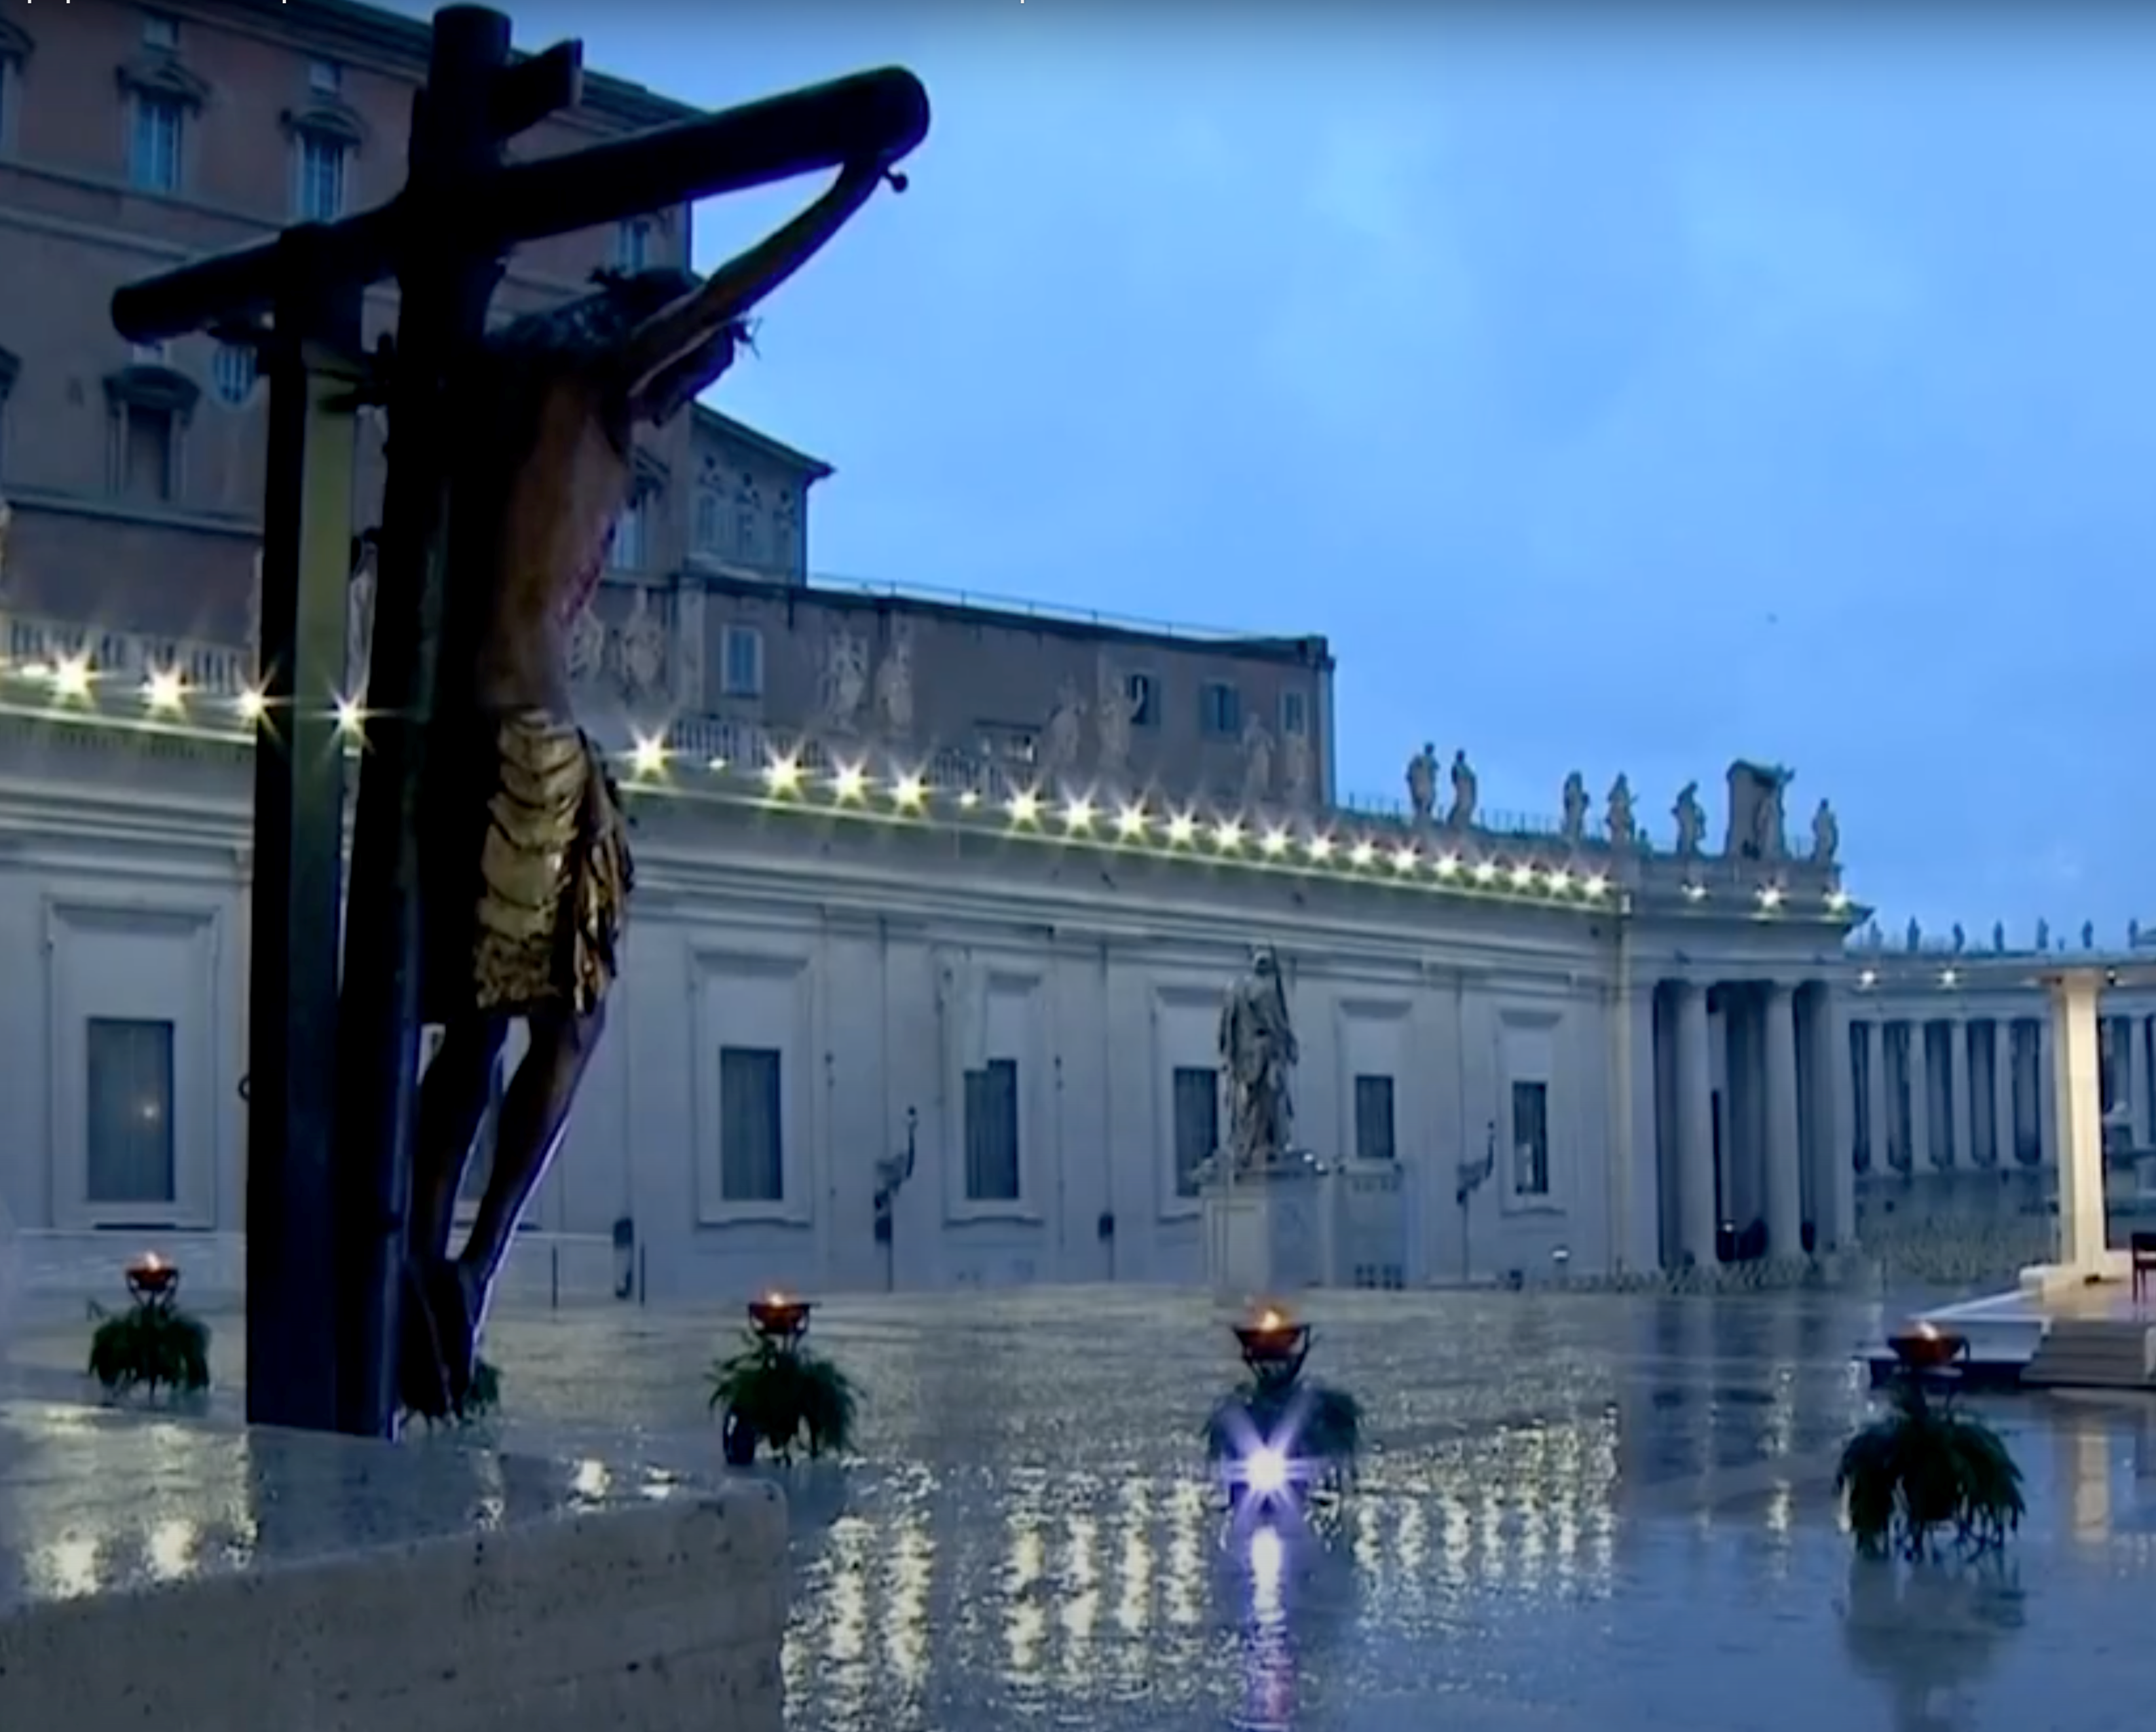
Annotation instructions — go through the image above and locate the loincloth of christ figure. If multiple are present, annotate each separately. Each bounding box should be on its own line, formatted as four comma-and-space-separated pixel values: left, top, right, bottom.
397, 160, 897, 1422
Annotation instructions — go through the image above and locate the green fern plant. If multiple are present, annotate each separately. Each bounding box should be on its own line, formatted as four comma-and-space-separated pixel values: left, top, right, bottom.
1836, 1376, 2024, 1560
1203, 1378, 1362, 1467
87, 1300, 211, 1401
707, 1331, 857, 1463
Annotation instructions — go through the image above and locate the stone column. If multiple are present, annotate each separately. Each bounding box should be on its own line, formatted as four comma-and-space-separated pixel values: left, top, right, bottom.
1948, 1017, 1973, 1173
1674, 982, 1717, 1267
1991, 1017, 2016, 1168
1762, 984, 1804, 1258
1863, 1019, 1889, 1176
2048, 972, 2107, 1275
1906, 1021, 1931, 1173
1811, 986, 1857, 1251
2127, 1012, 2147, 1148
2037, 1019, 2057, 1167
1613, 982, 1660, 1273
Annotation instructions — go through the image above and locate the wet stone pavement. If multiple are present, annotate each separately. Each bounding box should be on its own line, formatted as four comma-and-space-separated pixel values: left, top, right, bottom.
6, 1285, 2155, 1730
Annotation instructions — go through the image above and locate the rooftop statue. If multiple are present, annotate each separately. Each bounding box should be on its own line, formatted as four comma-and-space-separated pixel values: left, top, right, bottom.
1906, 917, 1922, 952
2036, 918, 2051, 951
1810, 797, 1838, 868
1218, 947, 1298, 1175
2083, 920, 2096, 951
1606, 774, 1635, 850
1406, 743, 1438, 825
400, 161, 901, 1421
1446, 749, 1478, 828
1671, 781, 1705, 858
1993, 921, 2006, 952
1559, 771, 1588, 844
1951, 922, 1965, 952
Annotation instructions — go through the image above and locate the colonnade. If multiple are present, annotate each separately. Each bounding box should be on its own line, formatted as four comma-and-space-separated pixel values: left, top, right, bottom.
1848, 1008, 2156, 1175
1649, 979, 1853, 1270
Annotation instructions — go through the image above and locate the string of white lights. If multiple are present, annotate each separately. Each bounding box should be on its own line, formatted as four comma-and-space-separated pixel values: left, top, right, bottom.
0, 656, 1852, 918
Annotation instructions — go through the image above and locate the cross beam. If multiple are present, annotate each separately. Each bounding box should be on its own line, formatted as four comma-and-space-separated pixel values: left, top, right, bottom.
110, 3, 927, 1439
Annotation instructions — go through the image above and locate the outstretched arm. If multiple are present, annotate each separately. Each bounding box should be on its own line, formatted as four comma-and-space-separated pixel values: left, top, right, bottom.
619, 159, 895, 418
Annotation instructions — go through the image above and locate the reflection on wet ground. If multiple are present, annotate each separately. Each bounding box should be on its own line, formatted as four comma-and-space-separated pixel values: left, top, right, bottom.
7, 1286, 2156, 1729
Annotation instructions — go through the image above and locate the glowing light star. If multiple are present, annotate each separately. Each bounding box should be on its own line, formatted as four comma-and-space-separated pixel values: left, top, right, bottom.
1062, 797, 1096, 833
1757, 886, 1785, 911
1007, 789, 1042, 825
1682, 882, 1707, 902
629, 734, 667, 778
958, 788, 982, 808
1583, 873, 1608, 898
1546, 868, 1571, 894
706, 755, 728, 773
1244, 1445, 1290, 1499
51, 656, 92, 700
1434, 852, 1461, 879
333, 696, 364, 738
764, 757, 803, 795
143, 668, 185, 713
832, 764, 867, 802
235, 687, 268, 723
1261, 827, 1292, 858
1470, 860, 1498, 885
1390, 844, 1419, 874
1826, 889, 1852, 913
1858, 968, 1878, 988
1305, 833, 1335, 863
1508, 864, 1535, 890
1166, 812, 1197, 846
1941, 968, 1959, 988
893, 774, 927, 810
1349, 840, 1377, 869
1211, 819, 1244, 851
1115, 802, 1149, 840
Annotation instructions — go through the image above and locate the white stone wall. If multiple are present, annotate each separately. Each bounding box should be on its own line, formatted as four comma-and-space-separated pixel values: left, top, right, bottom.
0, 727, 1863, 1297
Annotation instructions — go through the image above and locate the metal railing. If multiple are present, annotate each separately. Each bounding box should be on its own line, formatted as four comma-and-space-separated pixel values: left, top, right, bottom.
804, 569, 1322, 649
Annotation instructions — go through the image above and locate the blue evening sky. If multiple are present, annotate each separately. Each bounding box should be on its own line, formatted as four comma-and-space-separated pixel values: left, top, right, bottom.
418, 4, 2156, 943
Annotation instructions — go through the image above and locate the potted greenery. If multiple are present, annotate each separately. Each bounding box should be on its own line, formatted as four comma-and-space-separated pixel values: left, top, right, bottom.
88, 1254, 210, 1403
1836, 1325, 2025, 1560
708, 1293, 858, 1465
1202, 1304, 1362, 1502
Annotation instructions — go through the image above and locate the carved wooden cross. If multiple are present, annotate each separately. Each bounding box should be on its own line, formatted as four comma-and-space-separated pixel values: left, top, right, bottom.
113, 3, 926, 1437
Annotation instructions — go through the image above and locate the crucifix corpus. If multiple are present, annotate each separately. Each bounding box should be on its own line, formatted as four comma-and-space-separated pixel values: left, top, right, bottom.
112, 5, 929, 1438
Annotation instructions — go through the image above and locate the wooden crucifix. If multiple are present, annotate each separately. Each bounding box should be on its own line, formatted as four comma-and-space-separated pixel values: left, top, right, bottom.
113, 4, 927, 1438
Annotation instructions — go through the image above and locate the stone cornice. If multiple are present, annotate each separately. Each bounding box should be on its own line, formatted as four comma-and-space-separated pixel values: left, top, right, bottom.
117, 52, 215, 111
280, 100, 369, 149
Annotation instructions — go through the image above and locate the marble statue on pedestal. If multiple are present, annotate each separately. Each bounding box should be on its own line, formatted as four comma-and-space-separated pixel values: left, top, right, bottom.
1041, 679, 1085, 776
1240, 715, 1274, 804
1607, 774, 1635, 849
1994, 921, 2007, 952
1093, 654, 1134, 775
818, 624, 868, 731
874, 620, 915, 740
1673, 781, 1705, 857
1906, 918, 1922, 951
2037, 917, 2051, 951
1219, 947, 1298, 1173
1726, 761, 1791, 861
1810, 798, 1838, 867
1446, 750, 1478, 827
2083, 920, 2096, 951
1281, 728, 1313, 808
1560, 772, 1588, 844
1952, 923, 1965, 952
1406, 743, 1438, 825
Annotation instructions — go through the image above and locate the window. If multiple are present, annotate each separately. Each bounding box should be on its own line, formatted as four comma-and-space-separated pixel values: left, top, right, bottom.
963, 1057, 1021, 1203
694, 483, 721, 553
1510, 1079, 1551, 1197
1353, 1074, 1397, 1163
734, 476, 764, 564
1201, 681, 1241, 737
722, 624, 764, 698
297, 132, 348, 221
307, 58, 342, 96
212, 342, 256, 406
122, 406, 174, 502
143, 13, 180, 50
86, 1017, 176, 1206
608, 491, 648, 570
718, 1046, 784, 1203
1281, 689, 1308, 737
131, 94, 183, 193
1172, 1066, 1218, 1198
1128, 672, 1157, 728
615, 218, 655, 273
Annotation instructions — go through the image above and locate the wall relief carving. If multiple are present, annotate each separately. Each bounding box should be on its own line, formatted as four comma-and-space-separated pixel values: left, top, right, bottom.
873, 618, 914, 740
819, 623, 869, 731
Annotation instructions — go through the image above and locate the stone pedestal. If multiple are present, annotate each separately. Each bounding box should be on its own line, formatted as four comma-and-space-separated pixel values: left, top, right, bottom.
1203, 1162, 1328, 1296
0, 1399, 787, 1731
